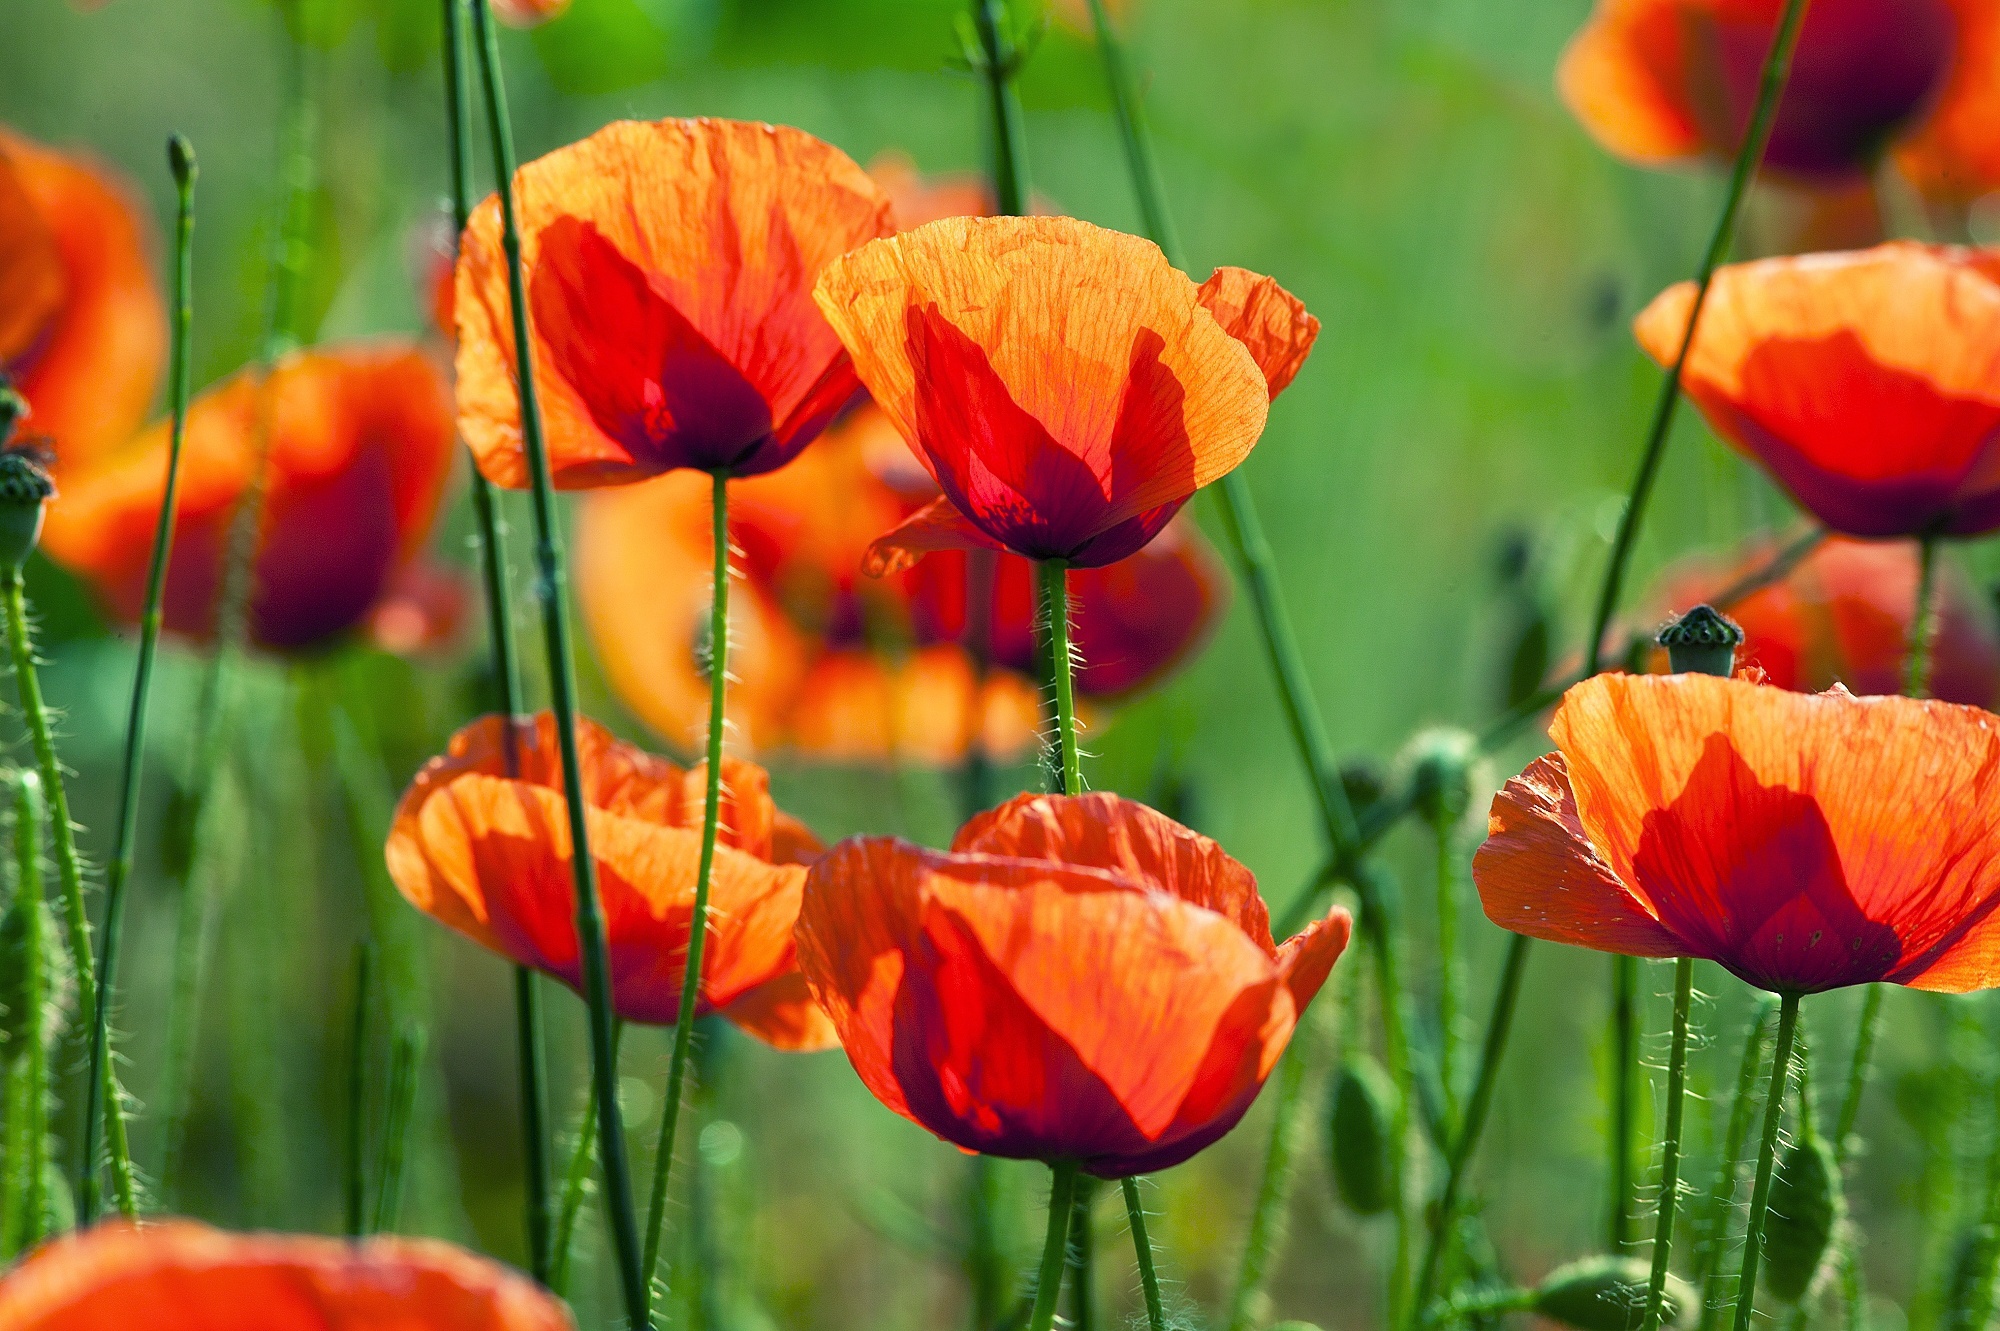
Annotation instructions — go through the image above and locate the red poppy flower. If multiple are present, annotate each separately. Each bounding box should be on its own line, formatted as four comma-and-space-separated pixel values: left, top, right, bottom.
1558, 0, 2000, 199
0, 129, 165, 475
1475, 672, 2000, 994
386, 712, 835, 1049
1651, 533, 2000, 706
40, 342, 456, 652
367, 558, 473, 658
813, 216, 1279, 570
796, 792, 1353, 1175
492, 0, 570, 25
869, 152, 998, 231
0, 1221, 571, 1330
1633, 243, 2000, 539
455, 117, 895, 490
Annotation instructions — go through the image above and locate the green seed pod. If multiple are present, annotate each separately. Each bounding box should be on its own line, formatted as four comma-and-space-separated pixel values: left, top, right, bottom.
0, 440, 53, 573
1657, 605, 1744, 679
1501, 605, 1553, 709
1328, 1053, 1397, 1216
1395, 727, 1486, 829
1534, 1255, 1696, 1331
1340, 757, 1388, 822
1762, 1132, 1842, 1304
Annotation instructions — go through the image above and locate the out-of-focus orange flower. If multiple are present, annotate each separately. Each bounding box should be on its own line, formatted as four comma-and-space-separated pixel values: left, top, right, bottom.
368, 558, 473, 658
868, 152, 997, 231
814, 216, 1277, 571
796, 792, 1352, 1175
40, 342, 456, 653
492, 0, 571, 25
455, 118, 895, 490
386, 712, 835, 1049
0, 129, 165, 474
1651, 534, 2000, 706
1558, 0, 2000, 201
1475, 672, 2000, 994
1634, 243, 2000, 539
0, 1220, 572, 1330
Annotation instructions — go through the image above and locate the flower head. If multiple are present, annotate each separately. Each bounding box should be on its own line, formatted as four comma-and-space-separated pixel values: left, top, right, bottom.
1474, 672, 2000, 994
492, 0, 571, 25
796, 792, 1352, 1175
386, 712, 834, 1049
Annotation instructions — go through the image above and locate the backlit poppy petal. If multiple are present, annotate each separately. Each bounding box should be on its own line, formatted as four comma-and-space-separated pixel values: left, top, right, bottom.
718, 971, 839, 1052
1633, 244, 2000, 538
0, 151, 63, 366
492, 0, 570, 24
863, 494, 1005, 577
455, 118, 895, 488
0, 1221, 572, 1331
1896, 0, 2000, 202
1557, 0, 1706, 165
1194, 267, 1321, 399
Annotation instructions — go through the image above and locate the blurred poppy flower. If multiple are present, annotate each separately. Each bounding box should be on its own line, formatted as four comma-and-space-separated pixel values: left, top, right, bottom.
0, 1220, 572, 1330
0, 129, 165, 474
1651, 533, 2000, 706
367, 558, 473, 658
455, 117, 895, 490
796, 791, 1353, 1175
40, 342, 456, 653
869, 152, 997, 231
386, 711, 835, 1049
1558, 0, 2000, 201
492, 0, 571, 25
814, 216, 1277, 571
1475, 672, 2000, 994
1634, 243, 2000, 539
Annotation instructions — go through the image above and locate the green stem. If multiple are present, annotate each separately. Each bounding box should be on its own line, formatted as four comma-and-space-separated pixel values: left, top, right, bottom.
1039, 560, 1081, 795
550, 1022, 622, 1298
1358, 864, 1415, 1324
1069, 1176, 1097, 1331
512, 967, 551, 1277
1227, 1035, 1313, 1331
1122, 1176, 1168, 1331
1081, 0, 1179, 259
344, 943, 372, 1238
1611, 954, 1639, 1251
1029, 1164, 1079, 1331
1793, 986, 1884, 1331
1907, 534, 1941, 698
970, 0, 1030, 217
11, 771, 47, 1248
965, 1155, 1007, 1330
1693, 997, 1780, 1331
1434, 825, 1462, 1128
1428, 1286, 1539, 1327
643, 470, 732, 1315
371, 1022, 424, 1234
1641, 958, 1697, 1331
1733, 992, 1804, 1331
467, 2, 647, 1321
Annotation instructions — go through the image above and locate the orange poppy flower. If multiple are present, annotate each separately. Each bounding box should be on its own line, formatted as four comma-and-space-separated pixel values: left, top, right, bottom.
814, 216, 1281, 571
1651, 534, 2000, 706
796, 792, 1353, 1175
1475, 672, 2000, 994
1633, 243, 2000, 539
0, 129, 165, 474
492, 0, 571, 25
0, 1221, 571, 1330
869, 152, 997, 231
40, 342, 455, 652
1558, 0, 2000, 199
455, 118, 895, 490
385, 711, 835, 1049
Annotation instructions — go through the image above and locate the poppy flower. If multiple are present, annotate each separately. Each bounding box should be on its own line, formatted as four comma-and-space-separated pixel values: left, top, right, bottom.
385, 711, 836, 1049
1650, 533, 2000, 706
869, 152, 998, 232
0, 129, 165, 475
1558, 0, 2000, 201
454, 117, 896, 490
1474, 672, 2000, 995
795, 791, 1353, 1175
813, 216, 1280, 571
1633, 243, 2000, 539
492, 0, 571, 25
40, 342, 456, 653
0, 1220, 571, 1330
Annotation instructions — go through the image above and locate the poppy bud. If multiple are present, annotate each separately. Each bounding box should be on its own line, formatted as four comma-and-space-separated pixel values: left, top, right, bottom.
0, 436, 54, 573
1398, 727, 1482, 828
1534, 1255, 1695, 1331
1762, 1133, 1842, 1303
1341, 757, 1388, 822
1328, 1052, 1398, 1216
167, 132, 197, 188
1657, 604, 1744, 678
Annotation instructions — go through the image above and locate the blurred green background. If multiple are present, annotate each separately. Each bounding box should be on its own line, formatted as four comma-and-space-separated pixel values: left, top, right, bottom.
5, 1, 1996, 1328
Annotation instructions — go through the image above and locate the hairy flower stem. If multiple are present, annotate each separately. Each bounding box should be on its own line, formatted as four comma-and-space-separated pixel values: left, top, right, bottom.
550, 1022, 624, 1297
1611, 955, 1639, 1250
1068, 1177, 1097, 1331
970, 0, 1030, 215
10, 771, 48, 1248
1906, 533, 1942, 698
1227, 1035, 1314, 1331
79, 133, 197, 1229
1640, 958, 1697, 1331
1735, 993, 1804, 1331
1039, 561, 1081, 795
1122, 1176, 1168, 1331
1693, 998, 1780, 1331
642, 470, 733, 1313
1028, 1164, 1080, 1331
1787, 984, 1885, 1331
467, 3, 648, 1321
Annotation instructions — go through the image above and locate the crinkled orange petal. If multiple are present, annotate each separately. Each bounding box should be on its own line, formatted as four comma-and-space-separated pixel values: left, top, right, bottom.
456, 118, 894, 489
1897, 0, 2000, 201
719, 970, 839, 1051
0, 130, 166, 475
813, 215, 1270, 564
863, 494, 1004, 577
1633, 244, 2000, 538
1194, 267, 1321, 400
1557, 0, 1706, 166
0, 1220, 572, 1330
0, 149, 63, 366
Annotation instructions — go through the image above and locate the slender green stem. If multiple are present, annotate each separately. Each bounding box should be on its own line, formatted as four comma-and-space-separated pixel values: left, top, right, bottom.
1069, 1176, 1098, 1331
344, 943, 371, 1238
970, 0, 1030, 217
371, 1022, 424, 1234
1081, 0, 1179, 259
643, 470, 732, 1314
512, 967, 551, 1276
1428, 1286, 1539, 1327
1039, 560, 1081, 795
550, 1022, 622, 1297
467, 3, 647, 1321
1907, 534, 1942, 698
1693, 998, 1780, 1331
1641, 958, 1697, 1331
1029, 1164, 1080, 1331
11, 771, 47, 1247
1791, 985, 1884, 1331
1227, 1035, 1313, 1331
1357, 864, 1415, 1324
1733, 993, 1804, 1331
1434, 825, 1462, 1127
965, 1155, 1007, 1330
1611, 954, 1639, 1251
1122, 1176, 1168, 1331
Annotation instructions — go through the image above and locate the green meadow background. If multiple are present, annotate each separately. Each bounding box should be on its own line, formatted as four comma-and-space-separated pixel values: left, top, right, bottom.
4, 1, 1994, 1327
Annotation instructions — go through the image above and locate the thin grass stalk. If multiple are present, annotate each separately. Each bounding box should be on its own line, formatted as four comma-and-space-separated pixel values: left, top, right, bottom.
1734, 994, 1805, 1331
1641, 958, 1698, 1331
1226, 1034, 1314, 1331
466, 3, 649, 1321
10, 771, 48, 1248
1028, 1164, 1080, 1331
371, 1023, 424, 1234
1122, 1176, 1169, 1331
344, 944, 372, 1238
1692, 998, 1780, 1331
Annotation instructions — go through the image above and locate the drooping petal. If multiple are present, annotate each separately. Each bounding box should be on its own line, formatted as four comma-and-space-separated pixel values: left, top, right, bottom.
1194, 267, 1321, 399
863, 494, 1004, 577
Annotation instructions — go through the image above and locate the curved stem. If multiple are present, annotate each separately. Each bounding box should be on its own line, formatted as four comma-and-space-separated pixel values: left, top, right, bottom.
467, 3, 647, 1321
1039, 560, 1080, 796
1733, 993, 1804, 1331
1692, 997, 1780, 1331
1123, 1176, 1168, 1331
1028, 1164, 1079, 1331
1081, 0, 1179, 259
970, 0, 1031, 217
11, 771, 48, 1247
643, 470, 732, 1312
1907, 534, 1941, 698
1641, 958, 1697, 1331
1227, 1036, 1312, 1331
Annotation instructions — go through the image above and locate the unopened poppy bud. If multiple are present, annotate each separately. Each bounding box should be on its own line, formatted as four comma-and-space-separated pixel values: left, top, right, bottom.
0, 385, 26, 444
167, 131, 198, 188
1327, 1053, 1398, 1216
1657, 604, 1744, 678
1398, 727, 1482, 828
0, 441, 54, 572
1534, 1255, 1695, 1331
1762, 1133, 1841, 1303
1341, 758, 1388, 822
